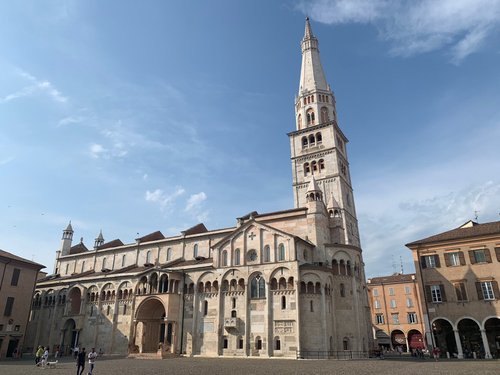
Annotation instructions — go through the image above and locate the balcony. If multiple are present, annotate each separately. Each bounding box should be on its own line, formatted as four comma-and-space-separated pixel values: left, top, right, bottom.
224, 317, 237, 329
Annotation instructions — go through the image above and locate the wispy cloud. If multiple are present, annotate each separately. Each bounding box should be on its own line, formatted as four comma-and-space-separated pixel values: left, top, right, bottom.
0, 68, 68, 103
58, 116, 84, 127
185, 192, 207, 211
145, 187, 185, 211
298, 0, 500, 63
185, 192, 209, 222
0, 156, 15, 166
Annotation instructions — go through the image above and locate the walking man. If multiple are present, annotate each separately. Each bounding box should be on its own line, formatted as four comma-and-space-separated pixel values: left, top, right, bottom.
88, 348, 97, 375
76, 347, 86, 375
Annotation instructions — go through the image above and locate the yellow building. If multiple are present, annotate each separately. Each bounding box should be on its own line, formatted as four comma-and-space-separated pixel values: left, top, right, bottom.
0, 249, 44, 359
367, 273, 426, 352
407, 220, 500, 359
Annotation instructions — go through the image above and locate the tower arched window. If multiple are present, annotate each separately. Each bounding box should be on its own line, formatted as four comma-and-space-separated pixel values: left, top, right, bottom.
302, 136, 308, 148
193, 244, 198, 259
318, 159, 325, 171
234, 248, 241, 266
121, 254, 126, 267
146, 251, 151, 264
321, 107, 329, 123
308, 134, 315, 146
222, 250, 228, 266
311, 160, 318, 173
340, 283, 346, 297
102, 258, 107, 270
250, 275, 266, 299
81, 261, 85, 273
297, 114, 302, 129
278, 243, 285, 261
203, 300, 208, 316
316, 132, 322, 144
167, 248, 172, 261
306, 109, 315, 125
281, 295, 286, 309
304, 163, 310, 176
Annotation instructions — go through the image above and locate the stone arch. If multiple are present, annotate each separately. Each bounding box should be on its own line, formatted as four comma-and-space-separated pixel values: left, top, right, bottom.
432, 318, 456, 356
67, 287, 82, 315
134, 297, 167, 353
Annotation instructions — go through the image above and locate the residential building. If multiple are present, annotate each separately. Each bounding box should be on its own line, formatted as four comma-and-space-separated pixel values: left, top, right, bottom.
367, 273, 426, 352
25, 19, 372, 359
0, 249, 44, 359
407, 220, 500, 359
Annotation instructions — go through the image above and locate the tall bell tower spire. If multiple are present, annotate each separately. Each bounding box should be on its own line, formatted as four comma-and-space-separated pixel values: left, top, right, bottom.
289, 18, 360, 247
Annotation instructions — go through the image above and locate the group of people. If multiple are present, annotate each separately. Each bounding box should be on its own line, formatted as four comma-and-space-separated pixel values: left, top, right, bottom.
34, 346, 49, 367
75, 347, 98, 375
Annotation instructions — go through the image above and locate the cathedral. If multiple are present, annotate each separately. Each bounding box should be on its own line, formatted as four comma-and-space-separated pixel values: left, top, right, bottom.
26, 19, 372, 358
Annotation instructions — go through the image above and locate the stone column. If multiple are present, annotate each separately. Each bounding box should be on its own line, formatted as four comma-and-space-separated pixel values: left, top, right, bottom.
295, 280, 302, 358
266, 282, 272, 357
191, 289, 199, 355
171, 322, 177, 354
320, 286, 328, 355
453, 330, 464, 359
405, 335, 410, 353
480, 329, 492, 359
216, 282, 224, 356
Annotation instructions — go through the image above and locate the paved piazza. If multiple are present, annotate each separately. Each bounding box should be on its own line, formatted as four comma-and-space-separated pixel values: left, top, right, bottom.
1, 357, 499, 375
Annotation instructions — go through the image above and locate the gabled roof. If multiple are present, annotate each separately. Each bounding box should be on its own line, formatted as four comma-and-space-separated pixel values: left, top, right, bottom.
69, 242, 88, 255
137, 231, 165, 243
211, 218, 299, 249
0, 249, 45, 269
182, 223, 208, 236
406, 220, 500, 247
368, 273, 416, 285
97, 239, 124, 250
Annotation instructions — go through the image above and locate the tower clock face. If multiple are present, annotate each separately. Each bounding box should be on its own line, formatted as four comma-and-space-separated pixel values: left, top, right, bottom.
247, 250, 257, 261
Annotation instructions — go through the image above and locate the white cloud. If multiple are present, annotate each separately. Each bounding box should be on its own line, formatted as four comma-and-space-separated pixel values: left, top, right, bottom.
299, 0, 500, 63
185, 192, 207, 212
89, 143, 107, 159
145, 187, 185, 211
58, 116, 84, 127
0, 69, 68, 103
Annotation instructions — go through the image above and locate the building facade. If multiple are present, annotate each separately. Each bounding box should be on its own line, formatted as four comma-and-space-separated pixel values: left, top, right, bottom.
26, 19, 372, 359
0, 249, 44, 359
367, 273, 426, 352
407, 220, 500, 359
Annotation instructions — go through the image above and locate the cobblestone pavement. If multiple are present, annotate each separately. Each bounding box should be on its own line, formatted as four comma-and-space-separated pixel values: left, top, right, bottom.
1, 356, 498, 375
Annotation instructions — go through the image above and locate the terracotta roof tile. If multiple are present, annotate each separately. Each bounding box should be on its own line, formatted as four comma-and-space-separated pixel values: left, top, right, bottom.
97, 239, 124, 250
137, 231, 165, 242
368, 273, 415, 285
406, 220, 500, 247
0, 249, 45, 269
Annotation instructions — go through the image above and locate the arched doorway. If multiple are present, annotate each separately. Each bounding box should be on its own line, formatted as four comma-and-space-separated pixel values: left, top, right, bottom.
375, 330, 390, 350
408, 329, 425, 350
391, 330, 406, 351
134, 298, 166, 353
61, 319, 77, 356
485, 317, 500, 358
432, 319, 456, 356
458, 318, 482, 358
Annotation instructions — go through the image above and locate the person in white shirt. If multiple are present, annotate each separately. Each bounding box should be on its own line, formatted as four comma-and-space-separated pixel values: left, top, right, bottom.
88, 348, 97, 375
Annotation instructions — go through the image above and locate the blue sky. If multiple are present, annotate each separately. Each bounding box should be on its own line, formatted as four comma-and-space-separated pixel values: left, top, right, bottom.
1, 0, 499, 277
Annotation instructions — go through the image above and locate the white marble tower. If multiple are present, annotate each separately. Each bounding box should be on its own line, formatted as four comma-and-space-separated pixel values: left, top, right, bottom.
289, 18, 361, 247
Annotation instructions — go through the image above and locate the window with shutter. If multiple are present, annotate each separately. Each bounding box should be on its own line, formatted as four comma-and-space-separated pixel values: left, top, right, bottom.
430, 285, 442, 303
459, 251, 466, 265
11, 269, 20, 286
440, 284, 447, 302
475, 282, 484, 300
495, 247, 500, 262
454, 283, 467, 301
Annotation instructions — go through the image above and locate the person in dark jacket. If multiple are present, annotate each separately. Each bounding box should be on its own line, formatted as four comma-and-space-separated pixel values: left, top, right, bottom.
76, 347, 86, 375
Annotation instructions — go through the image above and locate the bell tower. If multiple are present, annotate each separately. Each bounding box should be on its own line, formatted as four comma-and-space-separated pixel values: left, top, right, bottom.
289, 18, 361, 246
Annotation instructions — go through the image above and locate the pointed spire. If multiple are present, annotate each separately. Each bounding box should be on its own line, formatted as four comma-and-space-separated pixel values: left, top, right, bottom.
304, 16, 314, 39
327, 192, 340, 209
94, 229, 105, 249
65, 220, 73, 232
299, 17, 329, 93
307, 175, 320, 193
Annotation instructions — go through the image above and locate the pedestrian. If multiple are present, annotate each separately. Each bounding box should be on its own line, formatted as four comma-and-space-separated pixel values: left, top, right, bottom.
88, 347, 97, 375
35, 345, 44, 365
432, 346, 441, 361
55, 345, 60, 359
40, 347, 49, 367
76, 347, 86, 375
74, 345, 79, 359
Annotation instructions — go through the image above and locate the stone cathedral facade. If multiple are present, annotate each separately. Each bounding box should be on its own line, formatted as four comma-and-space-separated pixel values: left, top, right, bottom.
26, 19, 372, 358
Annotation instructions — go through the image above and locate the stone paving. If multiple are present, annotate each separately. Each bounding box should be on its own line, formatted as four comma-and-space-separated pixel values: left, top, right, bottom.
1, 356, 498, 375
